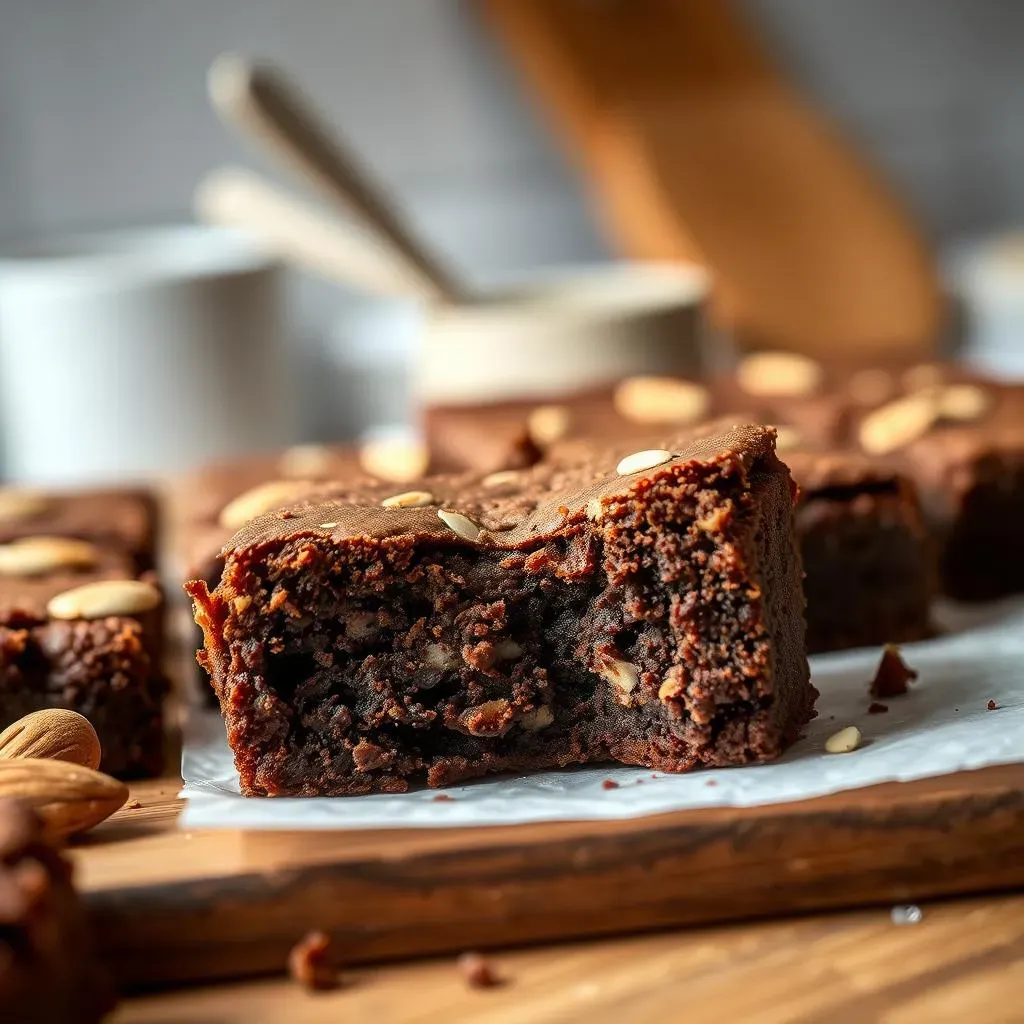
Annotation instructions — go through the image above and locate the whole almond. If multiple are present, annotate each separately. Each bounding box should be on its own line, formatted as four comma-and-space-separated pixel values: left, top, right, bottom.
0, 758, 128, 841
0, 710, 101, 769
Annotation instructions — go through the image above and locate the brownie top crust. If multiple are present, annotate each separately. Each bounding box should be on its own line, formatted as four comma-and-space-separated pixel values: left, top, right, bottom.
225, 424, 778, 554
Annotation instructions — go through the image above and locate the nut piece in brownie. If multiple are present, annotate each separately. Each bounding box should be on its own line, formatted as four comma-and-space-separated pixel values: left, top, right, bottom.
188, 425, 815, 795
0, 487, 157, 574
0, 543, 166, 778
0, 799, 116, 1024
785, 450, 933, 653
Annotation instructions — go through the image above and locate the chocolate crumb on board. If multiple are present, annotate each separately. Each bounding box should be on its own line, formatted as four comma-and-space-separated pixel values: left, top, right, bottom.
457, 951, 503, 989
869, 644, 918, 698
602, 779, 619, 790
288, 930, 342, 991
868, 702, 889, 714
987, 700, 999, 711
432, 794, 455, 802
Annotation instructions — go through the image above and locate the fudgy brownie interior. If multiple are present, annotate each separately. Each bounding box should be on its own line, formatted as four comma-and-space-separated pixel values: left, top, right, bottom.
189, 426, 815, 796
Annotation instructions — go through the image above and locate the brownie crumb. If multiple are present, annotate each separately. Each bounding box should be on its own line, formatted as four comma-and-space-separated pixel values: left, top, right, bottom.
126, 799, 142, 809
432, 794, 455, 802
987, 700, 998, 711
867, 702, 889, 715
457, 951, 503, 989
601, 779, 619, 790
288, 930, 341, 991
870, 644, 918, 698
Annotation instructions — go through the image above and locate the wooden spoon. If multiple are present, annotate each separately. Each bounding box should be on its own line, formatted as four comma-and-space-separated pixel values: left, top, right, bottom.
207, 53, 468, 306
482, 0, 943, 357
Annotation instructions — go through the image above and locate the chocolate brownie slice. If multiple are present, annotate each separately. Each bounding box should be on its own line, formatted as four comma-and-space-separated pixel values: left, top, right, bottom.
785, 450, 934, 653
188, 425, 815, 795
0, 800, 116, 1023
0, 565, 166, 779
0, 488, 157, 575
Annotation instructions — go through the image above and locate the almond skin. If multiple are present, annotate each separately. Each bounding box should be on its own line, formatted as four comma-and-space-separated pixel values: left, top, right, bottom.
0, 758, 128, 841
0, 709, 102, 769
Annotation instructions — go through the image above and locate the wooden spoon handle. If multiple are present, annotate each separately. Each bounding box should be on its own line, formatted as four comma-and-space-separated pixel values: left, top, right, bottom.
194, 167, 434, 299
208, 53, 467, 305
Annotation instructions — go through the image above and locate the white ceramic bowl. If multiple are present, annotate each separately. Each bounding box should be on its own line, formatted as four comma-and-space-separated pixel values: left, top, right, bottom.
0, 225, 292, 483
415, 261, 710, 405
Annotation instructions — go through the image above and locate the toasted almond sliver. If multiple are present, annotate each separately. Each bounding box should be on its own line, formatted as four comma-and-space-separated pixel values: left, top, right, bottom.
482, 470, 521, 488
858, 393, 938, 455
527, 405, 571, 447
219, 480, 313, 530
616, 449, 672, 476
47, 579, 161, 620
612, 376, 710, 425
278, 444, 335, 478
358, 438, 429, 484
381, 490, 435, 509
824, 725, 862, 754
736, 352, 823, 398
938, 383, 991, 422
597, 657, 639, 697
437, 509, 481, 542
0, 537, 99, 577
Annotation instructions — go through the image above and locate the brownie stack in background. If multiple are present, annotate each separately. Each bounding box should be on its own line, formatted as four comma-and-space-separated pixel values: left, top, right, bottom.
0, 488, 167, 778
177, 349, 1021, 794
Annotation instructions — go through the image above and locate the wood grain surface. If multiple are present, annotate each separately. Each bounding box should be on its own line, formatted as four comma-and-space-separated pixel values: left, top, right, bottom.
116, 891, 1024, 1023
75, 760, 1024, 991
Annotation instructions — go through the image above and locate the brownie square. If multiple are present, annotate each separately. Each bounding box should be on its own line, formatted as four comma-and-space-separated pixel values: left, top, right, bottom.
0, 488, 158, 574
784, 450, 934, 653
188, 425, 815, 795
0, 560, 166, 779
852, 378, 1024, 601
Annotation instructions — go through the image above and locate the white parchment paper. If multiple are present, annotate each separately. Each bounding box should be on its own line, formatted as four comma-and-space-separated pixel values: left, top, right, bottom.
180, 598, 1024, 830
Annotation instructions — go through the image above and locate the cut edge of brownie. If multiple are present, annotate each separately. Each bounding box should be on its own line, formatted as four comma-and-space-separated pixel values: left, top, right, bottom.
187, 426, 815, 796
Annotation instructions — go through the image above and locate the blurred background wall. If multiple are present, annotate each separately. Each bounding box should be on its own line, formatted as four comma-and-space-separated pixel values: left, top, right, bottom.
1, 0, 1022, 437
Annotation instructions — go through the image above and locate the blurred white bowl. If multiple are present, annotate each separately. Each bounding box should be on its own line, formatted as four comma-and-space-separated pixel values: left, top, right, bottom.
0, 225, 293, 484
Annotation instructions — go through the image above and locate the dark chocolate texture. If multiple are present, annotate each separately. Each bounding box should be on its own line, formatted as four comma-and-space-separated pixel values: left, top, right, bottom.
189, 425, 816, 795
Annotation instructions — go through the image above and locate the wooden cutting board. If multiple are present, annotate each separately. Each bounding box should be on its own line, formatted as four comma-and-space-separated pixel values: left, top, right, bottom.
73, 762, 1024, 990
482, 0, 943, 357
